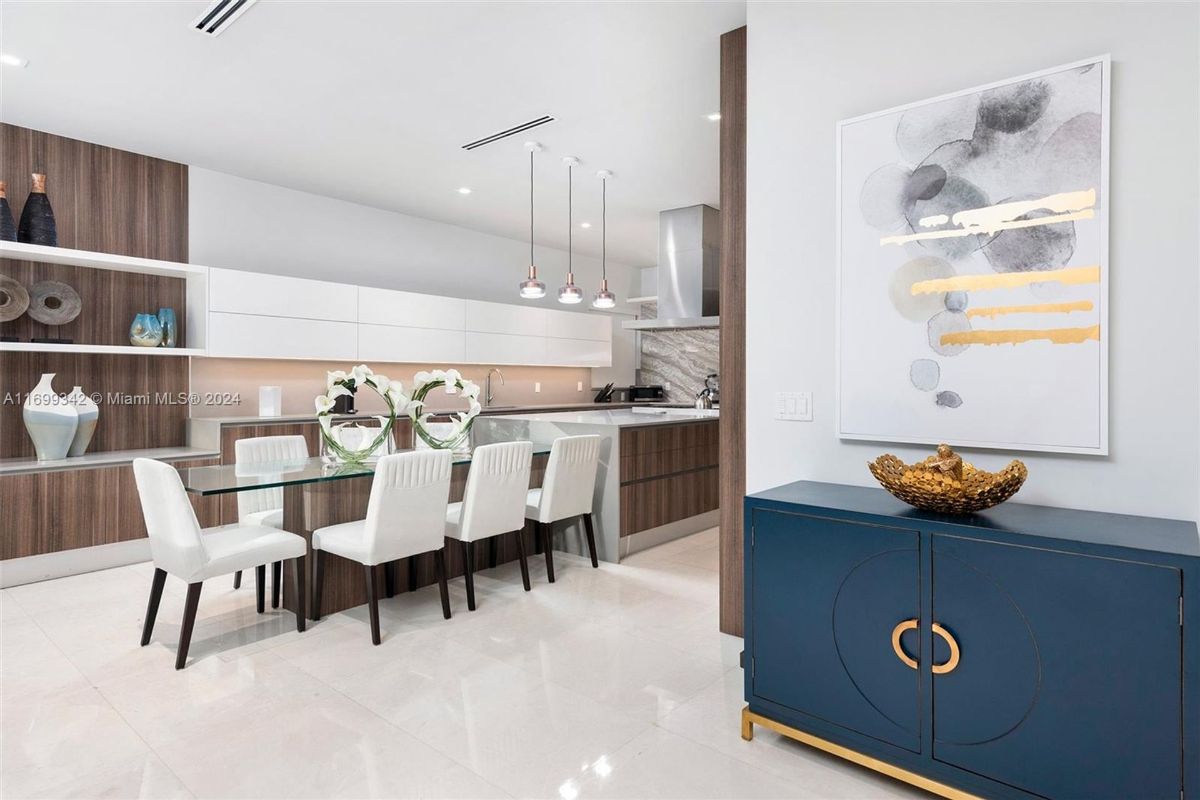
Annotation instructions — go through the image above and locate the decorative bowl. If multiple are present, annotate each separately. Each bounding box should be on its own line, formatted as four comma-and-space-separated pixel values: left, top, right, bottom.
868, 444, 1027, 514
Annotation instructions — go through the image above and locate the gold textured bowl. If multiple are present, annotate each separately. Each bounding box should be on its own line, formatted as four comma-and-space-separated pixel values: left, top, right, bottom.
868, 444, 1028, 514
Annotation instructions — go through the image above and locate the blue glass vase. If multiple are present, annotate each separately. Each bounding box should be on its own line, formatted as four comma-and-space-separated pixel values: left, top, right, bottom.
157, 307, 177, 348
129, 313, 163, 347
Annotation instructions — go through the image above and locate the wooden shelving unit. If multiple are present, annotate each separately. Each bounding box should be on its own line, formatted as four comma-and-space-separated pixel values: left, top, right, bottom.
0, 240, 209, 354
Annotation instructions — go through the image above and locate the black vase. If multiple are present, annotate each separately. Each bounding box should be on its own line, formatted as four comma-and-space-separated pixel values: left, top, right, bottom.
0, 181, 16, 242
18, 173, 57, 247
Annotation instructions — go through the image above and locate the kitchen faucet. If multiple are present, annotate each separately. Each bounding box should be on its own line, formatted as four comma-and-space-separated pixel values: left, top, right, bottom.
485, 368, 505, 407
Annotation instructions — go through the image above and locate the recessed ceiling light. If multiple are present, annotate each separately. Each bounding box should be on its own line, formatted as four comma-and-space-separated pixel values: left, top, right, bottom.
457, 187, 472, 195
706, 112, 722, 122
580, 222, 592, 229
1, 54, 29, 68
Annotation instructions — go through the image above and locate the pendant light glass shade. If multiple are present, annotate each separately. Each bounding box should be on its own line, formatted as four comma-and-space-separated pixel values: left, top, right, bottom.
592, 169, 618, 309
559, 157, 582, 304
518, 144, 546, 299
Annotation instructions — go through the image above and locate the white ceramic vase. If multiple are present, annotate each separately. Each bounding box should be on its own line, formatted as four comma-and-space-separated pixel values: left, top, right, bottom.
23, 373, 79, 462
66, 386, 99, 457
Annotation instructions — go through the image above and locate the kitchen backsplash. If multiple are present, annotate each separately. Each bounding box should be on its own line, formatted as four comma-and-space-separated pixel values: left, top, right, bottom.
636, 302, 719, 402
190, 358, 593, 417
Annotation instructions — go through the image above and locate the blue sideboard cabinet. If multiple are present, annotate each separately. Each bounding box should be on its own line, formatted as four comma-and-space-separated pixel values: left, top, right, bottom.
742, 481, 1200, 800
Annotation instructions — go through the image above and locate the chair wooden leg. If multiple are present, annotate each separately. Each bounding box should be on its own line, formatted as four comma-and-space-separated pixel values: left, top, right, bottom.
462, 540, 477, 611
533, 522, 543, 554
582, 513, 599, 568
488, 537, 498, 569
407, 556, 418, 593
434, 548, 452, 620
515, 527, 532, 591
540, 522, 556, 583
312, 550, 325, 621
364, 565, 382, 645
271, 561, 282, 609
141, 568, 167, 646
292, 556, 306, 633
255, 565, 266, 613
385, 561, 396, 598
233, 570, 242, 589
176, 582, 203, 670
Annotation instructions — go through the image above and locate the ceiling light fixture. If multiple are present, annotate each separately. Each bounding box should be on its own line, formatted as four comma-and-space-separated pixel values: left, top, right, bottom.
706, 112, 722, 122
580, 222, 592, 229
518, 142, 546, 299
457, 187, 472, 195
558, 157, 583, 304
0, 53, 29, 68
592, 170, 617, 309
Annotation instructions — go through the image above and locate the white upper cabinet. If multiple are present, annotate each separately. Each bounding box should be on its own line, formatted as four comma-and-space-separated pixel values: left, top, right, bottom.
465, 332, 547, 365
358, 323, 466, 364
208, 312, 358, 361
546, 308, 612, 343
464, 300, 548, 337
209, 268, 358, 322
546, 337, 613, 367
358, 287, 466, 330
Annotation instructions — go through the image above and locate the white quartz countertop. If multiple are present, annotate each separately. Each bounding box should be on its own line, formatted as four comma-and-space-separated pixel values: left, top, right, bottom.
480, 408, 720, 428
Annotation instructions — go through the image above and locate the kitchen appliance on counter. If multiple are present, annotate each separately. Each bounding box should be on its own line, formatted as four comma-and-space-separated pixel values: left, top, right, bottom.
593, 383, 615, 403
629, 384, 666, 403
697, 373, 719, 406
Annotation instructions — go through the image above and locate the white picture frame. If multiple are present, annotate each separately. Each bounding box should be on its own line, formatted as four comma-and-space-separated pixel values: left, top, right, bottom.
836, 55, 1111, 455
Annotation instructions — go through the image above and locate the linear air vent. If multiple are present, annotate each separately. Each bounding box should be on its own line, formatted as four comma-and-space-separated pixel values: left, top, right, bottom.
462, 116, 555, 151
191, 0, 258, 37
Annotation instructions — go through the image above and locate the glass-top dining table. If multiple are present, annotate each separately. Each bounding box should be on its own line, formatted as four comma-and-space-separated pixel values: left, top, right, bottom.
177, 443, 553, 496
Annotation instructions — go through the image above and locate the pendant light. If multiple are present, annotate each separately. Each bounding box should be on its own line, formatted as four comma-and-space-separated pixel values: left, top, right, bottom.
557, 156, 583, 304
518, 142, 546, 299
592, 169, 617, 309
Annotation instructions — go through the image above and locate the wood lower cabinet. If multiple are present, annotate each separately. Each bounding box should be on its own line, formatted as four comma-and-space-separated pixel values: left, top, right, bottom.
618, 420, 718, 537
744, 482, 1198, 800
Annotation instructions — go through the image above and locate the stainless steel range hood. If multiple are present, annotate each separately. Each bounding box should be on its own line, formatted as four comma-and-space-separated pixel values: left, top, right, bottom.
623, 205, 720, 330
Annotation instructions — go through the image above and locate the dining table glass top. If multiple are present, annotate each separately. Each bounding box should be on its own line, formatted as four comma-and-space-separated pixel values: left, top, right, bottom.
178, 442, 553, 496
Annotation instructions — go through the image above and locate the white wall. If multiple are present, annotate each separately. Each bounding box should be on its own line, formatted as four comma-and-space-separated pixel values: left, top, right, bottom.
189, 167, 638, 312
746, 1, 1200, 520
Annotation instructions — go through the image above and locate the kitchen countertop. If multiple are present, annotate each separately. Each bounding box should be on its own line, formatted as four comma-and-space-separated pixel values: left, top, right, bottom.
479, 407, 720, 429
186, 402, 696, 426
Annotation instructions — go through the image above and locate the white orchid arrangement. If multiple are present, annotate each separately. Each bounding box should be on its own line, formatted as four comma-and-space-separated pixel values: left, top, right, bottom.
409, 368, 483, 450
315, 364, 412, 463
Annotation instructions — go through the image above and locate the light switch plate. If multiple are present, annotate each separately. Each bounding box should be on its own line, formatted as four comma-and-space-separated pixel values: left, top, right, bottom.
775, 392, 813, 421
577, 381, 583, 391
535, 382, 541, 393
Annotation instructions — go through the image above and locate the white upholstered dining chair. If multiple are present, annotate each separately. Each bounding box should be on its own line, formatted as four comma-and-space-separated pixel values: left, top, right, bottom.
132, 458, 308, 669
444, 441, 533, 608
311, 449, 454, 645
231, 434, 309, 607
525, 434, 601, 580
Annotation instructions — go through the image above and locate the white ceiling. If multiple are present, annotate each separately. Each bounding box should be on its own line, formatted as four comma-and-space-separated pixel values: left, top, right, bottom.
0, 0, 745, 266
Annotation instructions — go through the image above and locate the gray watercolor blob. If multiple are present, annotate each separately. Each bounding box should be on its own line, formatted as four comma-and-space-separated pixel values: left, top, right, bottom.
1036, 112, 1102, 197
936, 391, 963, 409
859, 164, 912, 231
944, 291, 968, 311
905, 174, 991, 260
895, 93, 980, 163
976, 80, 1051, 134
984, 203, 1076, 272
927, 310, 971, 356
910, 359, 940, 392
889, 256, 955, 322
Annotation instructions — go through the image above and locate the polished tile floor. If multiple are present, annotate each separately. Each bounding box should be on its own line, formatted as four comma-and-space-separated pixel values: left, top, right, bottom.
1, 529, 923, 799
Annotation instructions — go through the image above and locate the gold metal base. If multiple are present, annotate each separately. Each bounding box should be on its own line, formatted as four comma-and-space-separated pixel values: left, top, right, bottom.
740, 707, 982, 800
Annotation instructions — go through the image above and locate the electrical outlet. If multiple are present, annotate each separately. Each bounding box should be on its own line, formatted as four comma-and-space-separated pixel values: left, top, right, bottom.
775, 392, 813, 421
534, 382, 541, 393
577, 381, 584, 391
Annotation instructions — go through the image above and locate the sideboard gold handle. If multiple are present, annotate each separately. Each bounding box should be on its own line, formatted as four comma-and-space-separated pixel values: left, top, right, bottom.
931, 623, 961, 675
890, 619, 918, 669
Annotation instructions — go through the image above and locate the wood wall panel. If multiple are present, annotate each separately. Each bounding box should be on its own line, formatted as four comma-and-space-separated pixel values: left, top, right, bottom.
0, 457, 221, 560
718, 27, 747, 636
1, 353, 190, 459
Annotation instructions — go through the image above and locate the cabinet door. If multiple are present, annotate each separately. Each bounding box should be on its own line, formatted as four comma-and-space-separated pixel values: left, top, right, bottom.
358, 287, 466, 330
464, 331, 546, 365
208, 312, 358, 360
209, 268, 357, 322
749, 509, 920, 752
546, 337, 611, 367
546, 308, 611, 342
932, 534, 1182, 800
358, 323, 465, 364
464, 300, 547, 337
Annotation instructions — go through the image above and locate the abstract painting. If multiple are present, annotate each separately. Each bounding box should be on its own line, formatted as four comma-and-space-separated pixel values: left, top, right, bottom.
837, 56, 1109, 454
